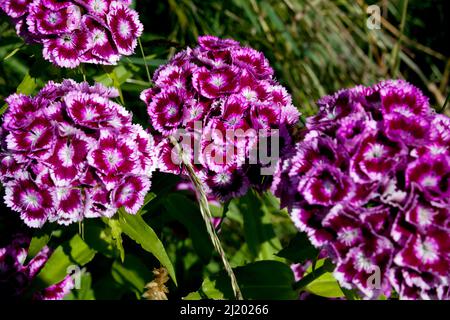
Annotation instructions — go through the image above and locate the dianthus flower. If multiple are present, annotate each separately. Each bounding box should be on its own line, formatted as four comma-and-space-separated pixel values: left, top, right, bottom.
0, 80, 155, 228
272, 80, 450, 299
0, 235, 74, 299
141, 35, 300, 201
0, 0, 143, 67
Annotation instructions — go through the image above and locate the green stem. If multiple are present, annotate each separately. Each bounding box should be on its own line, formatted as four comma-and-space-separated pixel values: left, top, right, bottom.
438, 91, 450, 113
216, 200, 230, 232
169, 136, 243, 300
138, 37, 152, 85
79, 65, 87, 82
293, 259, 334, 291
391, 0, 408, 78
293, 265, 327, 291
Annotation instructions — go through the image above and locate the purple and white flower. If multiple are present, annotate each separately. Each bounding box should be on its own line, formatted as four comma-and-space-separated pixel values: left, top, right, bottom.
0, 81, 156, 227
273, 80, 450, 300
141, 35, 300, 201
1, 0, 143, 67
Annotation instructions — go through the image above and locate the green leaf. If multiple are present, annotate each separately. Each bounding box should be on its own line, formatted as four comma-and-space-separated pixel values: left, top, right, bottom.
33, 234, 96, 290
83, 220, 117, 259
0, 104, 8, 116
92, 273, 127, 300
137, 192, 157, 215
103, 218, 125, 262
111, 254, 153, 298
3, 46, 21, 61
184, 278, 224, 300
117, 208, 177, 285
26, 233, 51, 263
277, 232, 319, 263
16, 73, 37, 95
233, 190, 282, 261
1, 73, 37, 116
195, 261, 297, 300
163, 193, 214, 262
65, 272, 95, 300
303, 259, 344, 298
305, 272, 344, 298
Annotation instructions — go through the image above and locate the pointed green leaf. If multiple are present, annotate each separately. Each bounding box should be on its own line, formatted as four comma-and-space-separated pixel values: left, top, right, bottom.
184, 278, 224, 300
103, 218, 125, 262
111, 254, 153, 298
305, 272, 345, 298
118, 208, 177, 285
33, 234, 96, 290
16, 73, 37, 95
303, 259, 344, 298
277, 232, 319, 263
26, 233, 51, 263
192, 261, 297, 300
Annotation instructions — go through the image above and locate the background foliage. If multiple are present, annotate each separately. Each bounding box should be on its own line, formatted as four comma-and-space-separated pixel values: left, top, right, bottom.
0, 0, 448, 300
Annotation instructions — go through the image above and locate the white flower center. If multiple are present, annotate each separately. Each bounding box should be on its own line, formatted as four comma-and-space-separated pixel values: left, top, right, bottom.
47, 12, 59, 24
93, 30, 106, 45
242, 88, 257, 101
83, 107, 98, 121
23, 191, 40, 208
422, 175, 438, 187
105, 149, 121, 167
62, 34, 73, 44
167, 105, 177, 116
211, 76, 224, 88
215, 172, 231, 184
338, 228, 359, 246
58, 143, 74, 167
119, 21, 131, 38
119, 185, 133, 201
29, 129, 43, 145
365, 143, 384, 160
416, 206, 435, 227
356, 252, 373, 272
174, 80, 184, 89
91, 0, 106, 13
415, 238, 439, 263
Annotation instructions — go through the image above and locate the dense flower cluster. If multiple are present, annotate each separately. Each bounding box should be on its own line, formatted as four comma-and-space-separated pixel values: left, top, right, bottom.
272, 80, 450, 299
141, 35, 300, 201
0, 80, 155, 228
0, 235, 74, 299
0, 0, 143, 67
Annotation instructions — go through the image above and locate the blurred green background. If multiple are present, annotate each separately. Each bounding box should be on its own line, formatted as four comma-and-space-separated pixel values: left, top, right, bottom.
1, 0, 449, 116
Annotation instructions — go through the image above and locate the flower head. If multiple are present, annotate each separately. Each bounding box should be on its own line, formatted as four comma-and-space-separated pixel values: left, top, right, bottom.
1, 0, 143, 68
1, 80, 155, 227
141, 36, 300, 201
273, 80, 450, 299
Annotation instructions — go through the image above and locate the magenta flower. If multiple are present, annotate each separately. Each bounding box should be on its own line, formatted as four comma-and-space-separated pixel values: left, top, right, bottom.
0, 235, 74, 299
273, 80, 450, 300
141, 36, 300, 201
1, 0, 143, 68
1, 80, 155, 228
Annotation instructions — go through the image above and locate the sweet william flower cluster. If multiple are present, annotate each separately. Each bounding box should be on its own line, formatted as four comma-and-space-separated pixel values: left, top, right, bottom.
272, 80, 450, 299
0, 0, 143, 67
0, 80, 155, 228
0, 235, 74, 299
141, 36, 300, 201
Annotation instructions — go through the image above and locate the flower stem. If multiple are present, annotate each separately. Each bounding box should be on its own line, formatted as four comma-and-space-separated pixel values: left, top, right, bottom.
390, 0, 408, 78
292, 259, 334, 291
438, 91, 450, 113
138, 37, 152, 85
169, 136, 243, 300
